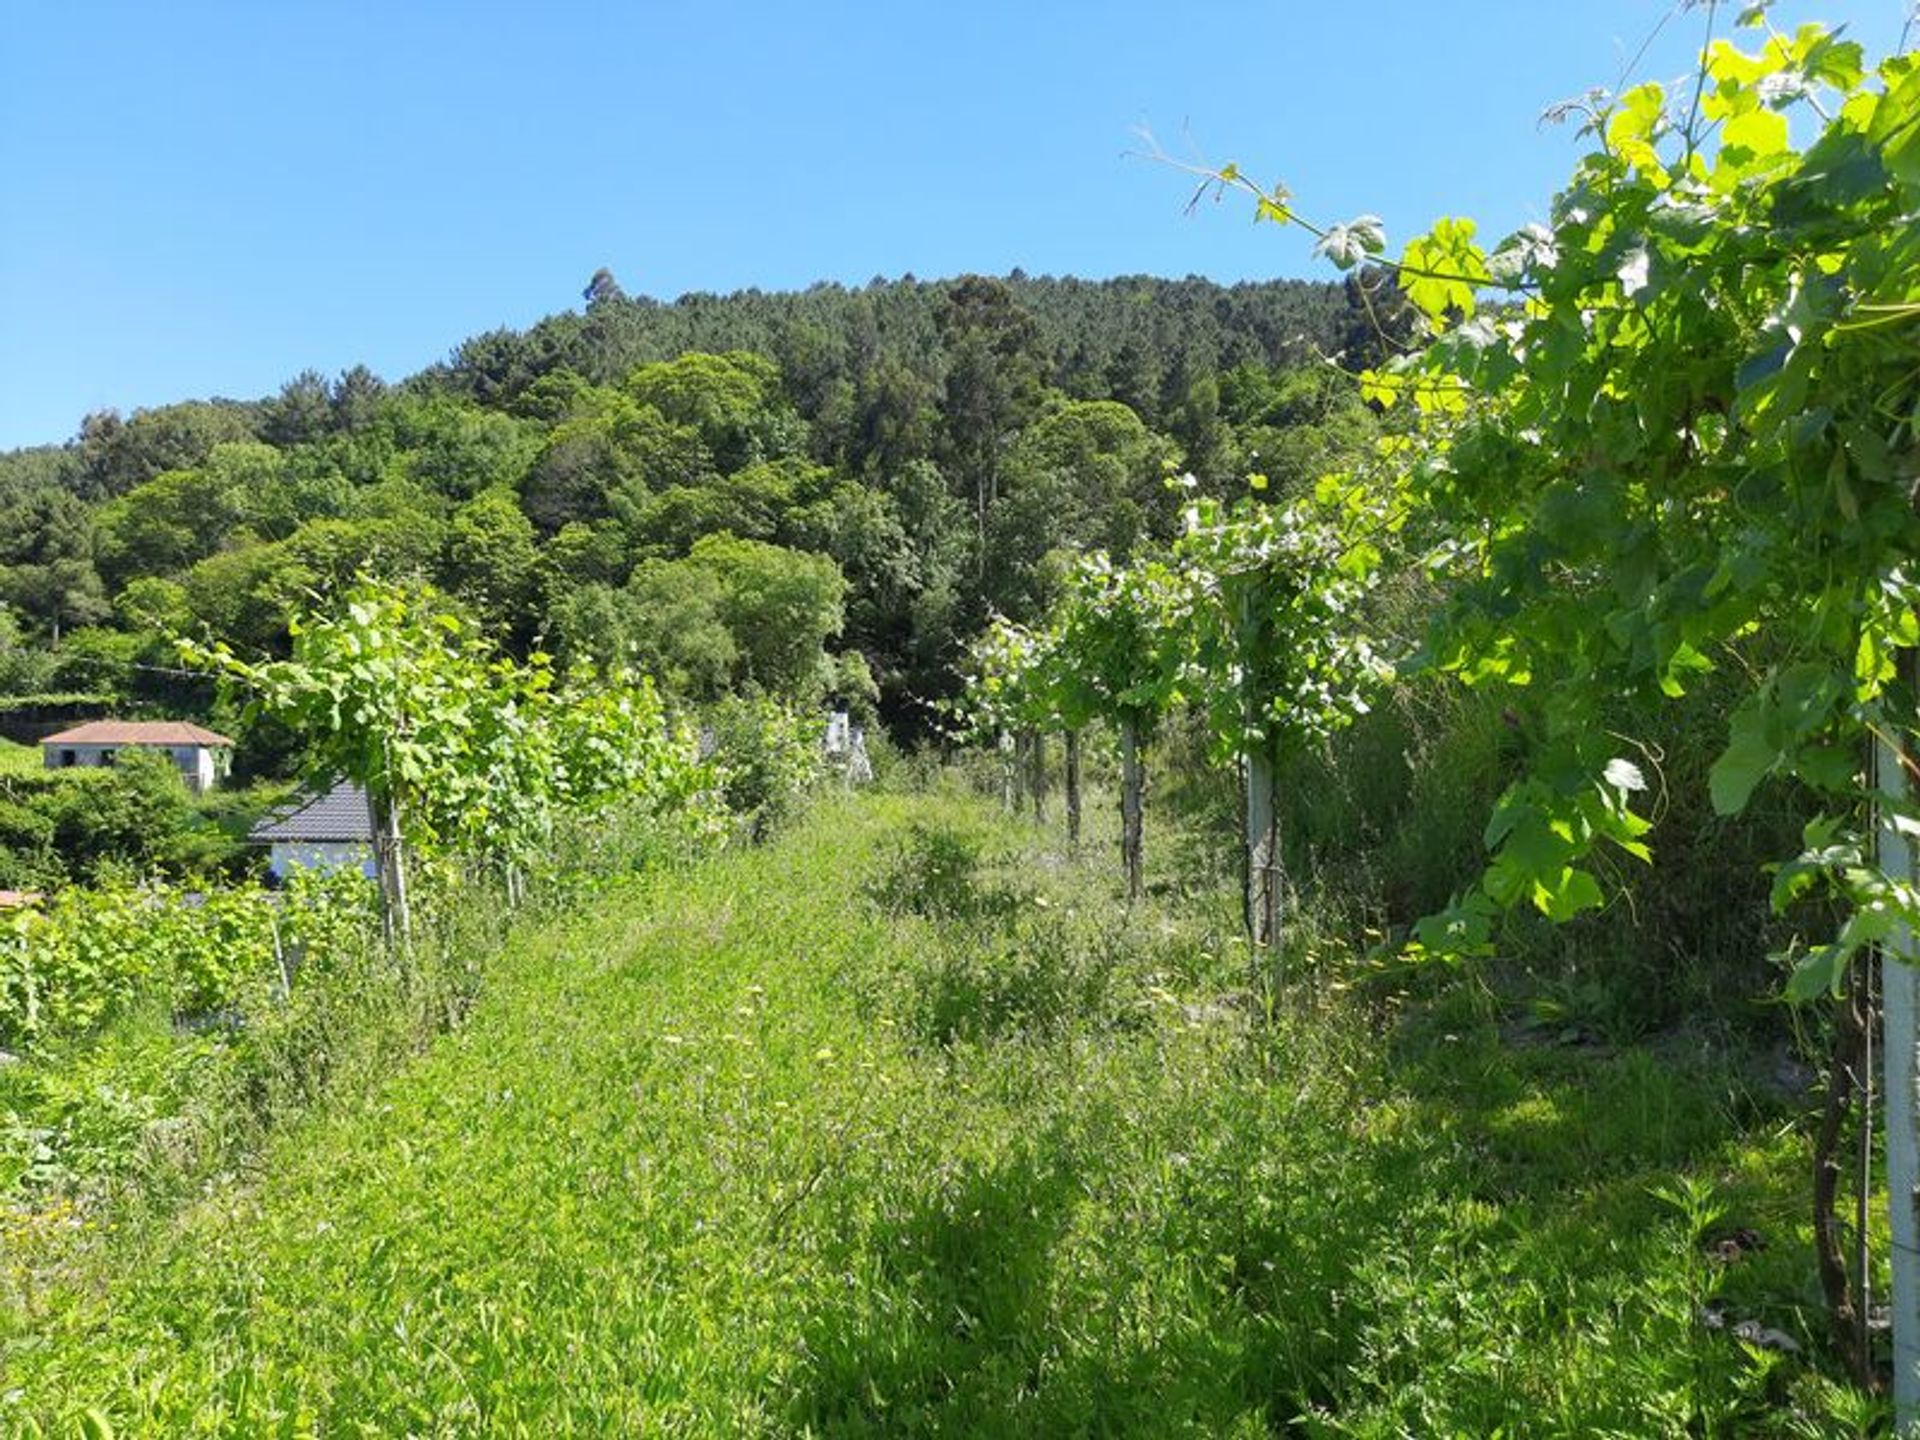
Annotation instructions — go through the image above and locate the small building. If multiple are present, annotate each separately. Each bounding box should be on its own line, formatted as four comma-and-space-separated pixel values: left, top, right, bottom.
40, 720, 234, 793
823, 710, 873, 784
249, 780, 377, 882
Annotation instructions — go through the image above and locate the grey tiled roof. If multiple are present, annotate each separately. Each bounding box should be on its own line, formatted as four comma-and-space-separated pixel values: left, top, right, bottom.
249, 780, 375, 844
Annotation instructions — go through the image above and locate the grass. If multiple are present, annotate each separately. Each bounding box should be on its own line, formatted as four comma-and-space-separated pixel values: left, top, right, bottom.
0, 786, 1883, 1435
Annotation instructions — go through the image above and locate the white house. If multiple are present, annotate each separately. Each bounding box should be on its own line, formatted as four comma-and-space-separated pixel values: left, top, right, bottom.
248, 780, 377, 882
40, 720, 234, 793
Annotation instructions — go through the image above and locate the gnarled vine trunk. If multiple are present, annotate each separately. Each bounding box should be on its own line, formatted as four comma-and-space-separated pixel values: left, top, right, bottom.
1813, 957, 1876, 1389
1119, 717, 1144, 902
997, 729, 1016, 813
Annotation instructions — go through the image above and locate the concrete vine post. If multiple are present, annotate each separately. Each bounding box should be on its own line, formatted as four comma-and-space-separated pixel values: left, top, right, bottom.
373, 792, 413, 952
1881, 649, 1920, 1428
1238, 588, 1282, 953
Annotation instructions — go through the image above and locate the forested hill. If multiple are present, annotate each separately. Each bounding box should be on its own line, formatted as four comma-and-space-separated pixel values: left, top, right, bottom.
435, 271, 1365, 423
0, 270, 1385, 733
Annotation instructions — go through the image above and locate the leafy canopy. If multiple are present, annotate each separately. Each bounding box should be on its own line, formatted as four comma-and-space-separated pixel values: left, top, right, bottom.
1301, 23, 1920, 980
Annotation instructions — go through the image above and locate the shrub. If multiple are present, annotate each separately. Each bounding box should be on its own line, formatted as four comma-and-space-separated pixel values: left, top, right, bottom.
706, 694, 822, 837
867, 818, 1019, 921
0, 872, 381, 1052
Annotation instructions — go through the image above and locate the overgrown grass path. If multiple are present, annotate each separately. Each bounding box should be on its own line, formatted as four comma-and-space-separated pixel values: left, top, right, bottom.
2, 791, 1866, 1435
10, 794, 970, 1431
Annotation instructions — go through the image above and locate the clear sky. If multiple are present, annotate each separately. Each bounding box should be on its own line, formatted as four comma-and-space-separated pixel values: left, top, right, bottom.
1, 1, 1909, 449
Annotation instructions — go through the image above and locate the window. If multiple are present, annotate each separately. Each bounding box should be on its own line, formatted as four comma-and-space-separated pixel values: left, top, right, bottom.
59, 749, 75, 767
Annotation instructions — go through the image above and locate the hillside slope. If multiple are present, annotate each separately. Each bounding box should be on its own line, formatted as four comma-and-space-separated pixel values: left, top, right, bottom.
1, 791, 1865, 1435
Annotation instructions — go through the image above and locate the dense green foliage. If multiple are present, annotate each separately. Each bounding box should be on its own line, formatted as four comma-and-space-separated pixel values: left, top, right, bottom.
968, 18, 1920, 987
0, 752, 277, 890
0, 574, 817, 1218
0, 274, 1376, 746
0, 764, 738, 1213
1315, 24, 1920, 990
187, 579, 721, 883
0, 870, 369, 1052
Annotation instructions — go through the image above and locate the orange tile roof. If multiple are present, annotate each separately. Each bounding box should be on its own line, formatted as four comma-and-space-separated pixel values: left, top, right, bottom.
40, 720, 234, 748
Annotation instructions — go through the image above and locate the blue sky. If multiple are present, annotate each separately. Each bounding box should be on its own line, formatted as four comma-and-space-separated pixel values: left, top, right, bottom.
1, 1, 1908, 449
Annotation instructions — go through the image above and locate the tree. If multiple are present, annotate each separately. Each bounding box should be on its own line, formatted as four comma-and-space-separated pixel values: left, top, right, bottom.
384, 394, 540, 500
986, 399, 1180, 615
178, 541, 317, 654
260, 370, 337, 448
522, 388, 711, 533
555, 565, 738, 700
1215, 365, 1376, 500
0, 488, 109, 640
690, 533, 847, 700
1168, 367, 1232, 490
48, 751, 197, 882
92, 448, 265, 587
330, 365, 387, 433
447, 327, 568, 410
541, 520, 630, 597
851, 354, 940, 478
283, 513, 446, 597
0, 604, 56, 696
779, 476, 916, 661
75, 402, 256, 499
553, 536, 847, 707
620, 457, 828, 556
936, 276, 1049, 564
625, 351, 802, 475
443, 487, 540, 638
583, 267, 626, 307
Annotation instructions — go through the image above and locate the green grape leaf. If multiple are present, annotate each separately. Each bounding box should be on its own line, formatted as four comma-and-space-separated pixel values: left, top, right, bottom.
1710, 708, 1777, 816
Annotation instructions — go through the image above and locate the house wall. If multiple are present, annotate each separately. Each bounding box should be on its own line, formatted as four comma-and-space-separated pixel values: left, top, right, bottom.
269, 841, 376, 881
42, 742, 224, 793
186, 746, 219, 792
